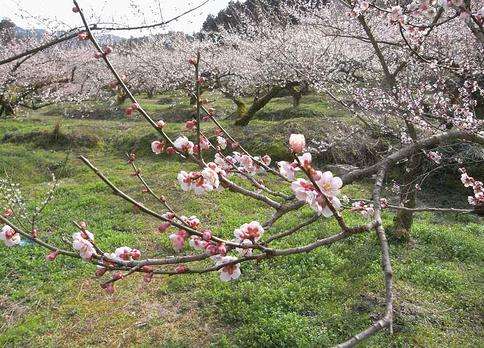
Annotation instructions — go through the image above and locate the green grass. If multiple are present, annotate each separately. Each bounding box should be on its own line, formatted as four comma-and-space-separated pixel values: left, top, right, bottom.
0, 96, 483, 347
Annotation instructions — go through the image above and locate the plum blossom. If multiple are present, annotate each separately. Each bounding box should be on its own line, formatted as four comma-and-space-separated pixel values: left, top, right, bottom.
289, 134, 305, 153
216, 256, 241, 281
426, 151, 442, 164
214, 153, 236, 171
388, 6, 404, 24
177, 166, 220, 195
173, 136, 194, 154
151, 140, 165, 154
185, 119, 197, 130
261, 155, 271, 166
291, 171, 343, 217
236, 154, 258, 174
200, 136, 211, 151
315, 171, 343, 197
291, 178, 315, 201
236, 239, 253, 257
169, 230, 188, 252
351, 201, 375, 218
278, 160, 299, 180
459, 168, 484, 207
217, 136, 227, 149
181, 215, 200, 228
189, 236, 208, 250
0, 225, 21, 247
72, 231, 96, 261
114, 247, 141, 261
298, 153, 312, 169
234, 221, 264, 242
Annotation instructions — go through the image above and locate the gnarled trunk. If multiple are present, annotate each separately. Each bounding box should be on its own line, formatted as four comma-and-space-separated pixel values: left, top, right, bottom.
235, 86, 283, 126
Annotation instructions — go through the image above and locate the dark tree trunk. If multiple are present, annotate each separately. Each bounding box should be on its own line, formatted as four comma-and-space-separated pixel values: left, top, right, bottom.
235, 86, 282, 126
292, 92, 302, 107
0, 101, 15, 118
393, 122, 421, 241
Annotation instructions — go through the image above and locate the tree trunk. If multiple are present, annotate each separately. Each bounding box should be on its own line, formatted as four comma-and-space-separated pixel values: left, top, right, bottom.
393, 122, 421, 241
235, 86, 282, 126
292, 92, 302, 107
0, 101, 15, 118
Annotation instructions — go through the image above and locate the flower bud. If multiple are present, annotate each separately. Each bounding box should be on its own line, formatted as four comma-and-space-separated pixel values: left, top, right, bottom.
289, 134, 305, 153
131, 249, 141, 260
175, 264, 188, 273
3, 208, 13, 217
158, 222, 171, 233
46, 250, 59, 261
202, 230, 212, 241
101, 282, 115, 294
95, 267, 107, 277
112, 272, 124, 281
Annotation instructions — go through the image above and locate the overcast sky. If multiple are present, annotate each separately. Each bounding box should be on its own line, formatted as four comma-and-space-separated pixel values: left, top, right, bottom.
2, 0, 232, 36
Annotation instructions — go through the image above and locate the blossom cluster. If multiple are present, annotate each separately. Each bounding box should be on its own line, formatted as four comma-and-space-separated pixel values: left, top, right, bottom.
0, 225, 20, 247
460, 168, 484, 206
178, 165, 221, 195
351, 198, 388, 218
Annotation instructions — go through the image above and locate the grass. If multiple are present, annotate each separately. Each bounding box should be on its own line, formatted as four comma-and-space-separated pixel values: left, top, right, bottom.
0, 95, 483, 347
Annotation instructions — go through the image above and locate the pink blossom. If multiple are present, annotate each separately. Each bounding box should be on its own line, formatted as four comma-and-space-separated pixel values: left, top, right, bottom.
185, 119, 197, 130
151, 140, 165, 154
72, 234, 95, 261
461, 173, 474, 187
2, 208, 13, 217
158, 221, 171, 233
217, 136, 227, 149
236, 239, 253, 257
289, 134, 305, 153
315, 171, 343, 197
261, 155, 271, 166
291, 179, 315, 202
427, 151, 442, 164
278, 161, 299, 180
177, 171, 192, 191
298, 153, 312, 169
169, 230, 188, 252
114, 247, 134, 261
202, 230, 212, 241
173, 136, 194, 154
182, 215, 200, 228
217, 256, 241, 281
46, 250, 59, 261
234, 221, 264, 242
200, 136, 211, 151
189, 236, 207, 250
1, 225, 21, 247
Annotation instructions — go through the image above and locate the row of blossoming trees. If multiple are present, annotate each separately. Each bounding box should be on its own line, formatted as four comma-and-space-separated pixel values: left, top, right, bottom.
0, 0, 483, 346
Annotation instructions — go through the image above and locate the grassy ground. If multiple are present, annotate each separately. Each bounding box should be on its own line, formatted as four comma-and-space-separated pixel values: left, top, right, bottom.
0, 95, 483, 347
